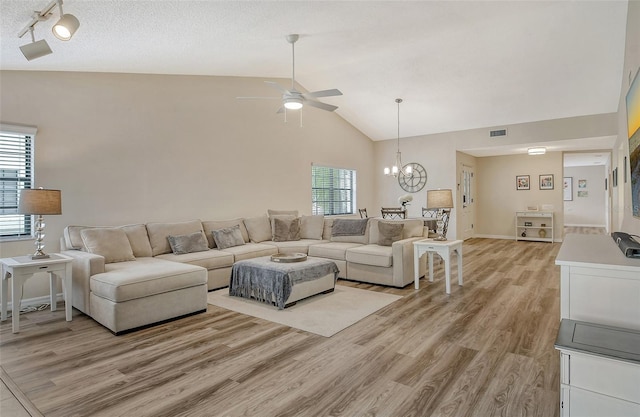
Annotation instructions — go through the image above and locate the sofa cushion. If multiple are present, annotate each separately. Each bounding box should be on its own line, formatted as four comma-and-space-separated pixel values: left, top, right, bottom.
263, 239, 328, 255
377, 222, 404, 246
271, 216, 301, 242
218, 242, 277, 262
300, 215, 324, 240
212, 225, 246, 249
81, 228, 136, 263
243, 216, 272, 243
90, 258, 206, 303
308, 242, 363, 261
346, 244, 393, 268
267, 209, 299, 218
155, 249, 234, 270
168, 231, 209, 255
202, 219, 249, 249
146, 220, 204, 256
65, 224, 152, 257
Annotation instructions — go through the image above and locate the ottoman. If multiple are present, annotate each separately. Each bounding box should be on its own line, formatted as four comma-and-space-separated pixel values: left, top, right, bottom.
229, 256, 339, 309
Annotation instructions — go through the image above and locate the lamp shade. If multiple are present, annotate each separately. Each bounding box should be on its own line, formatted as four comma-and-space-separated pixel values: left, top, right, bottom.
426, 189, 453, 209
52, 14, 80, 41
18, 189, 62, 215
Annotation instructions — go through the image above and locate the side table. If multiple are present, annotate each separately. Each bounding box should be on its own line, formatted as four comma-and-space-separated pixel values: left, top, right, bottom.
413, 239, 463, 294
0, 253, 73, 333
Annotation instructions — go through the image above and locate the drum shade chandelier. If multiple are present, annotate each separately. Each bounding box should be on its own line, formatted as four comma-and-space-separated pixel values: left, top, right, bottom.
18, 0, 80, 61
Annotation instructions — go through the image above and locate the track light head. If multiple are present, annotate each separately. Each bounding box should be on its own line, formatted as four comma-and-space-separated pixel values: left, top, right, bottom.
52, 13, 79, 40
20, 39, 53, 61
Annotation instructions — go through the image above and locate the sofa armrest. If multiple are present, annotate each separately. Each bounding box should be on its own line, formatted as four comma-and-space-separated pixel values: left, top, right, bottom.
391, 237, 424, 287
60, 250, 105, 315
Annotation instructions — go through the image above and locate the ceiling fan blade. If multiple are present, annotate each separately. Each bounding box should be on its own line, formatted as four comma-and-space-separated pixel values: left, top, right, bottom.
236, 96, 281, 100
303, 89, 343, 99
265, 81, 288, 93
276, 107, 285, 114
305, 100, 338, 112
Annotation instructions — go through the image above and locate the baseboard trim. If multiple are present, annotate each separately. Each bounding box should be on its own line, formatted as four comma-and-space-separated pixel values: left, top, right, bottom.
564, 223, 606, 228
6, 293, 64, 310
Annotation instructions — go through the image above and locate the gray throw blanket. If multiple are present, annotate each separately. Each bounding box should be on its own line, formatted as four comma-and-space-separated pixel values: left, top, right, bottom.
331, 218, 368, 236
229, 256, 339, 309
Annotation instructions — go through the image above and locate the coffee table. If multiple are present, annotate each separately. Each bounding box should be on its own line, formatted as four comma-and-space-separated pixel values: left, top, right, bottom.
229, 256, 339, 309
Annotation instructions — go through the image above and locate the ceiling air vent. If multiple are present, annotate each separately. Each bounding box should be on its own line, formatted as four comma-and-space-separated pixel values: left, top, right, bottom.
490, 129, 507, 137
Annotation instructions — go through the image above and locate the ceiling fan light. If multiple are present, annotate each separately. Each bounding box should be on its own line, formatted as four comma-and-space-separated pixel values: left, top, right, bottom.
52, 14, 79, 41
284, 98, 303, 110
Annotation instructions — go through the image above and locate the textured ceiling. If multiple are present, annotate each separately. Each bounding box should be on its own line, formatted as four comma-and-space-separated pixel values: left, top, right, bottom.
0, 0, 629, 157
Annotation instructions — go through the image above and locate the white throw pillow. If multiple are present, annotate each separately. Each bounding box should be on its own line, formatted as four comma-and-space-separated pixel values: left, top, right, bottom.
300, 215, 324, 240
81, 228, 136, 263
243, 216, 273, 243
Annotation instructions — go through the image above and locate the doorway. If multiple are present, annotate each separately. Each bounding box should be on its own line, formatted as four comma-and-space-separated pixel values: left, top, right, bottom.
461, 164, 475, 240
563, 152, 611, 234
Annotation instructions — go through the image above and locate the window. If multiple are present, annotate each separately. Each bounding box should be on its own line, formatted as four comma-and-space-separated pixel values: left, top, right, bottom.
0, 125, 35, 239
311, 165, 356, 215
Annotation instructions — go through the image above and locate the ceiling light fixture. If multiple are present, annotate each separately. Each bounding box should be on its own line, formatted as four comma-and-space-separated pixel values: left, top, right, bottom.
17, 0, 79, 60
19, 27, 53, 61
528, 147, 547, 155
384, 98, 413, 178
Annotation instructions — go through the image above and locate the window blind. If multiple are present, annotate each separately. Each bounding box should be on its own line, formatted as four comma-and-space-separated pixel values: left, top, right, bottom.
0, 131, 33, 238
311, 165, 356, 215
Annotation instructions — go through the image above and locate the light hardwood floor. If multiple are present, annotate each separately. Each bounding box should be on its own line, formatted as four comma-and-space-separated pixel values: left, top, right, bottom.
1, 238, 564, 417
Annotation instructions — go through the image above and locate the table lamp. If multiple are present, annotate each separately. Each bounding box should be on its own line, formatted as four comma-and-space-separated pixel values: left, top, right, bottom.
18, 188, 62, 259
426, 189, 453, 241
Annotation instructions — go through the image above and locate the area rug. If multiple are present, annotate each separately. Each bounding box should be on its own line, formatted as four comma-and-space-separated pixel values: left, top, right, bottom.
207, 285, 402, 337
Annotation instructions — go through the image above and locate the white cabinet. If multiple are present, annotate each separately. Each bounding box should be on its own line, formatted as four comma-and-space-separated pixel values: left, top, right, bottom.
515, 211, 553, 242
555, 320, 640, 417
555, 235, 640, 416
555, 234, 640, 330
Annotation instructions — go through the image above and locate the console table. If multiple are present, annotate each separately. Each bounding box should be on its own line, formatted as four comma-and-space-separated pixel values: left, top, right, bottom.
413, 239, 463, 294
0, 254, 73, 333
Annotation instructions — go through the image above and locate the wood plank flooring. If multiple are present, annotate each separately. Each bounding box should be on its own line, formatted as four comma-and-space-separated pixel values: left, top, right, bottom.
1, 238, 564, 417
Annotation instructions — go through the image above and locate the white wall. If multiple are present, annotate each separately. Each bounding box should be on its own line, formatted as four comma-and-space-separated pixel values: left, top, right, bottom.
0, 70, 374, 299
613, 0, 640, 236
476, 152, 564, 241
564, 166, 607, 227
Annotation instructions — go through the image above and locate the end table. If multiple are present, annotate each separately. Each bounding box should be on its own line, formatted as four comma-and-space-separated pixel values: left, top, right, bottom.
0, 253, 73, 333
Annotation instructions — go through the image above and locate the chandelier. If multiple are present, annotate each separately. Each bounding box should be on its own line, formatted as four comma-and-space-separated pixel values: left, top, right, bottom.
383, 98, 412, 178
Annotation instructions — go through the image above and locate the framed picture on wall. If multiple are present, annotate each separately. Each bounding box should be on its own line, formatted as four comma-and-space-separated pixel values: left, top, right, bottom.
539, 174, 554, 190
516, 175, 530, 190
563, 177, 573, 201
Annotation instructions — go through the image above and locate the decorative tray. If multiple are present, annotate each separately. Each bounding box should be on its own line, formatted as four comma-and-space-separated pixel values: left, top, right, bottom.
270, 253, 308, 263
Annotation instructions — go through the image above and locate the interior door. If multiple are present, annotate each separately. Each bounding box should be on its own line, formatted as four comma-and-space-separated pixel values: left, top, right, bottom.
461, 164, 475, 240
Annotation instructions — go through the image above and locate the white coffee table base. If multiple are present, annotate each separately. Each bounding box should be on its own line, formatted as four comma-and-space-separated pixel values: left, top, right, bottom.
413, 239, 463, 294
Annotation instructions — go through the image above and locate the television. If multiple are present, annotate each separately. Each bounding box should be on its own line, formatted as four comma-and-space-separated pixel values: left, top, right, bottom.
627, 67, 640, 218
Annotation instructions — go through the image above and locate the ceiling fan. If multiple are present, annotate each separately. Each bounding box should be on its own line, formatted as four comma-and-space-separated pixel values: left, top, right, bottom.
237, 34, 342, 114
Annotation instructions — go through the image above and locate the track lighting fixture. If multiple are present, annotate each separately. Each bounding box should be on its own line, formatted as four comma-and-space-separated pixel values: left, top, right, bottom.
19, 27, 52, 61
17, 0, 79, 61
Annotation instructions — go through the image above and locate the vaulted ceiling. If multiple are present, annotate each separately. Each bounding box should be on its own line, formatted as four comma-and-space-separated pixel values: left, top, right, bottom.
0, 1, 628, 149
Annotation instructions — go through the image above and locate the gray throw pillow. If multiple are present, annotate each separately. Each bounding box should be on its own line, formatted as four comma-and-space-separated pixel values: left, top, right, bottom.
167, 231, 209, 255
331, 218, 369, 236
377, 222, 404, 246
272, 217, 301, 242
212, 225, 246, 249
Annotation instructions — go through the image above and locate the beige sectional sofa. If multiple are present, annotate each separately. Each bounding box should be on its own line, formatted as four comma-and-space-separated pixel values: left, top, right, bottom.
60, 213, 428, 334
